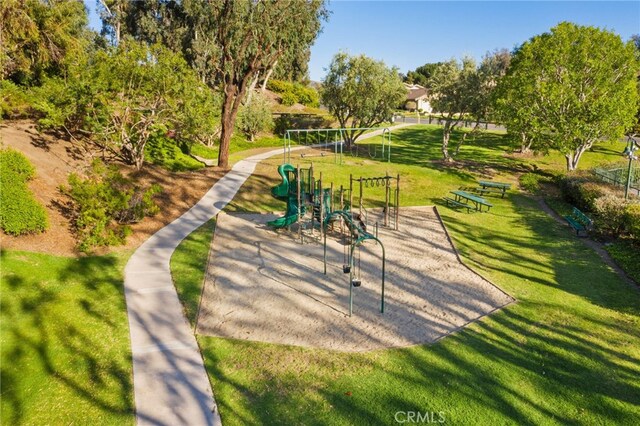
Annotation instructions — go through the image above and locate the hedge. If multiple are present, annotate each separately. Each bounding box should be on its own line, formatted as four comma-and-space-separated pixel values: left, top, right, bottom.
558, 173, 639, 240
266, 79, 319, 108
0, 148, 48, 235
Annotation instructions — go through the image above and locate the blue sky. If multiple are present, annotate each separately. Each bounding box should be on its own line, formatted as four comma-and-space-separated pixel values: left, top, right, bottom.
84, 1, 639, 81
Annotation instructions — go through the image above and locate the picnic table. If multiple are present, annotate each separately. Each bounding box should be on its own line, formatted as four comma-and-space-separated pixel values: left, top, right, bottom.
450, 190, 493, 212
477, 180, 511, 198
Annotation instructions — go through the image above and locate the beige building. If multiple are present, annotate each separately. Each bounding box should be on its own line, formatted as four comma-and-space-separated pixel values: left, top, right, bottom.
404, 83, 433, 113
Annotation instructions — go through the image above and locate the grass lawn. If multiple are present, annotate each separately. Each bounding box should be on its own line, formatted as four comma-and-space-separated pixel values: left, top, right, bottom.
171, 125, 640, 424
170, 219, 217, 327
0, 250, 134, 425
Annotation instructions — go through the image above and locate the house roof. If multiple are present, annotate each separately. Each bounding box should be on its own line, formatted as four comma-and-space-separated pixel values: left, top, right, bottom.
407, 87, 429, 100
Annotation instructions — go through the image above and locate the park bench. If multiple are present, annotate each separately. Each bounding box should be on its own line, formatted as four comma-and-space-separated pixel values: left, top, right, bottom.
476, 180, 510, 198
451, 190, 493, 212
564, 207, 593, 237
443, 196, 473, 213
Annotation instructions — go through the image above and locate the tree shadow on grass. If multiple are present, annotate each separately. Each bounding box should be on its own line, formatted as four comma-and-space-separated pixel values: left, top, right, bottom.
0, 250, 134, 424
443, 194, 640, 315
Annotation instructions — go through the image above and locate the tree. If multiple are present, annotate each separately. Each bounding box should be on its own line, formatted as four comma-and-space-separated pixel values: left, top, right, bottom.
493, 49, 549, 154
469, 49, 510, 125
182, 0, 328, 169
494, 22, 639, 171
237, 92, 273, 142
1, 0, 89, 83
33, 41, 208, 170
97, 0, 189, 52
404, 62, 443, 88
429, 57, 478, 161
631, 34, 640, 135
321, 52, 406, 147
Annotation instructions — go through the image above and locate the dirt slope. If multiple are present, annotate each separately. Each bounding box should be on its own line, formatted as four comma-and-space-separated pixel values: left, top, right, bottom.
0, 120, 223, 256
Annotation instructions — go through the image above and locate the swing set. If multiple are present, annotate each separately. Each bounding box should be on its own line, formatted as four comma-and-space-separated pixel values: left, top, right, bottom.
282, 127, 393, 165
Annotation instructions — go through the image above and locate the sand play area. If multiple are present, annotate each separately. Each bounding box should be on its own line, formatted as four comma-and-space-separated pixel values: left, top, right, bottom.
197, 206, 514, 351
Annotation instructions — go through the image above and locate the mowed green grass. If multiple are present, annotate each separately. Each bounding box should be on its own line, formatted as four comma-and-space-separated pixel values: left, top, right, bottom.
0, 250, 134, 425
170, 125, 640, 424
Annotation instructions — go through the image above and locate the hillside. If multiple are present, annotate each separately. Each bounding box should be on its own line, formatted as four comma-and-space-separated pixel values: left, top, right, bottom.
0, 120, 225, 256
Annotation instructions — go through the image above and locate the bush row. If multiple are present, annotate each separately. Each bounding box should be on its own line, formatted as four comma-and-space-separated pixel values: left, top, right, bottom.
267, 79, 319, 107
0, 148, 48, 235
558, 174, 640, 240
61, 160, 161, 252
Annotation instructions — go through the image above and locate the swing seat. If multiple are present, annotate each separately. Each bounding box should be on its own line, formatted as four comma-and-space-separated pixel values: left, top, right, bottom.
351, 279, 361, 287
342, 265, 351, 273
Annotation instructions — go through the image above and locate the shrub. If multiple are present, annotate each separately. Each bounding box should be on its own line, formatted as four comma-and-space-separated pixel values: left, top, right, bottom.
292, 84, 319, 107
0, 81, 32, 118
280, 91, 297, 106
623, 203, 640, 239
273, 113, 332, 135
0, 149, 48, 235
558, 174, 610, 211
266, 79, 289, 94
237, 94, 273, 141
592, 194, 630, 236
0, 148, 35, 180
62, 160, 161, 252
519, 173, 542, 193
267, 79, 319, 107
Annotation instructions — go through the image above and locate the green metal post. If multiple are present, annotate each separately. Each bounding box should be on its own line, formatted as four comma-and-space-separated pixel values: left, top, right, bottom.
625, 157, 633, 199
349, 243, 355, 317
380, 240, 386, 313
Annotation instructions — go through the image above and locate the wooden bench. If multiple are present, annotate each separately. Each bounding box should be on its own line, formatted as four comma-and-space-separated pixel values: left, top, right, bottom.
443, 197, 473, 213
564, 207, 593, 237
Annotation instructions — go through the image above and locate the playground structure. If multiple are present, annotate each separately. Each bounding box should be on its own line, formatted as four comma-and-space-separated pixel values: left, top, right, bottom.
198, 207, 514, 351
283, 127, 392, 165
267, 163, 400, 316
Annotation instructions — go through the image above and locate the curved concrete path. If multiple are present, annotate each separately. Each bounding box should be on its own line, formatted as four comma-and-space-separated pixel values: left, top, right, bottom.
123, 124, 413, 425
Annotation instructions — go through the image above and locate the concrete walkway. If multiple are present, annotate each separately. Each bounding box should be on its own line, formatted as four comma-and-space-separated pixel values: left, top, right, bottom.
123, 124, 413, 425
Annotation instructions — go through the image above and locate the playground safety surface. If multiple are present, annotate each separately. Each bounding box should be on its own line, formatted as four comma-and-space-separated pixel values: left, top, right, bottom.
197, 206, 514, 351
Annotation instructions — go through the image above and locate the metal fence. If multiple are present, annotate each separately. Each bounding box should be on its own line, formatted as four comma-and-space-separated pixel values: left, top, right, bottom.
593, 166, 640, 198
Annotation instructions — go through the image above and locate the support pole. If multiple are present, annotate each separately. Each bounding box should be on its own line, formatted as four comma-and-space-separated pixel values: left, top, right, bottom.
297, 164, 302, 243
380, 240, 386, 313
625, 156, 633, 199
359, 177, 363, 218
396, 173, 400, 230
349, 175, 353, 213
330, 182, 334, 214
323, 222, 327, 275
349, 243, 355, 317
319, 172, 324, 238
384, 172, 390, 227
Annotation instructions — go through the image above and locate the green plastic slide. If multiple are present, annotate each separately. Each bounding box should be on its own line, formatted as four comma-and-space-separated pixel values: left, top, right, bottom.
268, 164, 306, 228
268, 195, 306, 228
271, 163, 296, 199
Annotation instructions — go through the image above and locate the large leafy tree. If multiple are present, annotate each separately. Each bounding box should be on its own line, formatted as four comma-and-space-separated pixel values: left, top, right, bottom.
1, 0, 89, 83
469, 49, 511, 126
33, 41, 209, 170
97, 0, 188, 52
182, 0, 328, 169
404, 62, 443, 88
321, 52, 406, 147
494, 22, 639, 170
429, 57, 478, 161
